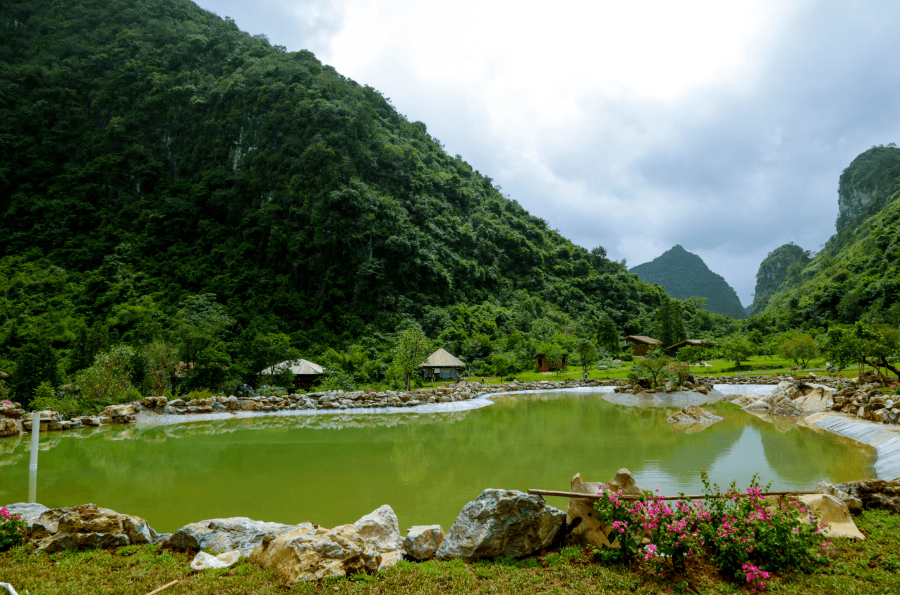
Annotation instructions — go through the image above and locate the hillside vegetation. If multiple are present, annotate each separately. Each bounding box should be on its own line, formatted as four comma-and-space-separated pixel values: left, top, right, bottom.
753, 145, 900, 329
629, 245, 746, 319
0, 0, 696, 400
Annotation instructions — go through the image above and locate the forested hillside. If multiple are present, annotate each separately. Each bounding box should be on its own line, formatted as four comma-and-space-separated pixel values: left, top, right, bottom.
754, 145, 900, 328
629, 246, 746, 319
0, 0, 677, 397
747, 243, 810, 316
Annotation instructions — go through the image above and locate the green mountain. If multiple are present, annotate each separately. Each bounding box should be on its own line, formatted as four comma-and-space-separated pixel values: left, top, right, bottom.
754, 145, 900, 326
0, 0, 667, 391
747, 243, 810, 316
629, 246, 746, 319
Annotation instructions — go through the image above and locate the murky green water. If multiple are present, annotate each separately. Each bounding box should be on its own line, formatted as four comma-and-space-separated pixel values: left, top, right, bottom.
0, 391, 875, 533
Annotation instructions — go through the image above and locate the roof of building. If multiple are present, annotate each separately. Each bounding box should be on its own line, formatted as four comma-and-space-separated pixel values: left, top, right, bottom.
667, 339, 716, 350
623, 335, 663, 345
261, 358, 324, 376
420, 348, 465, 368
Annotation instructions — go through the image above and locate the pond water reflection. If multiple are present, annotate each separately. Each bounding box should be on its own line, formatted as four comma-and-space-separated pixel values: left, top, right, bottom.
0, 391, 875, 533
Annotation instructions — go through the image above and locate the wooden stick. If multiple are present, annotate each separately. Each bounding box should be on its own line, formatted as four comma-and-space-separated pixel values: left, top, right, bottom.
527, 489, 821, 501
145, 579, 180, 595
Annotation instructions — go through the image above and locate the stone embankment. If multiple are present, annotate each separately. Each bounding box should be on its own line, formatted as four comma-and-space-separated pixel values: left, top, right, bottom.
0, 373, 855, 438
0, 378, 613, 436
830, 382, 900, 425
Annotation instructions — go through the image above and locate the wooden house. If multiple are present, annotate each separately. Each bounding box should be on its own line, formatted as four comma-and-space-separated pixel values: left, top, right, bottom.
623, 335, 663, 356
534, 353, 569, 373
420, 348, 466, 380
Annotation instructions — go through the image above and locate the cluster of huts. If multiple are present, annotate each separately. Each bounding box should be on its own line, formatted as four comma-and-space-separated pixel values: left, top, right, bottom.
262, 338, 713, 390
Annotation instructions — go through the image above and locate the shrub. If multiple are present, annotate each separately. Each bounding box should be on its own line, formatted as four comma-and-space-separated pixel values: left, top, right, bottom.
76, 345, 135, 403
0, 506, 27, 551
593, 471, 832, 587
318, 369, 356, 392
30, 381, 84, 418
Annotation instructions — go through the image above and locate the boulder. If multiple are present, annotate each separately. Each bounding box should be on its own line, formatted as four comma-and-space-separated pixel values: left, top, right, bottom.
771, 398, 803, 417
435, 489, 564, 560
666, 406, 723, 426
2, 502, 49, 530
796, 494, 865, 540
167, 517, 294, 558
793, 388, 834, 413
565, 470, 643, 549
352, 505, 404, 570
30, 504, 159, 553
815, 481, 863, 514
0, 401, 25, 419
835, 478, 900, 514
744, 399, 771, 411
0, 417, 21, 437
101, 404, 136, 417
404, 525, 445, 561
249, 522, 381, 582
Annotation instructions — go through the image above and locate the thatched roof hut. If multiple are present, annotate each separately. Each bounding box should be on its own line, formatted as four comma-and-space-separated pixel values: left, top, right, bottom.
260, 359, 324, 389
420, 348, 465, 380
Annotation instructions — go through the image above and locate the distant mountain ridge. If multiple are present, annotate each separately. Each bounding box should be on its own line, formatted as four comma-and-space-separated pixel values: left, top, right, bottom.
629, 246, 747, 319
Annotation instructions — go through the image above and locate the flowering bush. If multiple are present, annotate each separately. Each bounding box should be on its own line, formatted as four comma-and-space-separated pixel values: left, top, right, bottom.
667, 361, 692, 386
0, 506, 27, 551
593, 471, 832, 588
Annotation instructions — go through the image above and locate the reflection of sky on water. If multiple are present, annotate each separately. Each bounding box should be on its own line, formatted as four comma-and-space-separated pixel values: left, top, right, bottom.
707, 426, 782, 490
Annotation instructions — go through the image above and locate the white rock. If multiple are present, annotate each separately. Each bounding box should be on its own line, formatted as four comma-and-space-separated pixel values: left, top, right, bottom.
352, 505, 404, 570
404, 525, 445, 560
167, 517, 293, 557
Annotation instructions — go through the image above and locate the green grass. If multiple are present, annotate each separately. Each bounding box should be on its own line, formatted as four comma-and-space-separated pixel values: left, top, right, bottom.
449, 356, 839, 386
2, 511, 900, 594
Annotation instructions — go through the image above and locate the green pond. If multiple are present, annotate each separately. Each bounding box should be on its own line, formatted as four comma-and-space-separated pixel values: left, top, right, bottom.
0, 391, 876, 533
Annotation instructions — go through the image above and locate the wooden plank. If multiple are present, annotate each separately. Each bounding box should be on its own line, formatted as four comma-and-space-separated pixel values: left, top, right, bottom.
145, 579, 180, 595
527, 489, 821, 501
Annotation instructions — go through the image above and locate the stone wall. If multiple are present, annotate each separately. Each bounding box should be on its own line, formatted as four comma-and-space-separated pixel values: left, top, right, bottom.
0, 378, 617, 435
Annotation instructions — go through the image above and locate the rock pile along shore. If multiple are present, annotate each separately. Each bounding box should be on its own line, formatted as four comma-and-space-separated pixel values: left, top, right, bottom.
0, 373, 863, 437
2, 378, 616, 436
6, 469, 894, 583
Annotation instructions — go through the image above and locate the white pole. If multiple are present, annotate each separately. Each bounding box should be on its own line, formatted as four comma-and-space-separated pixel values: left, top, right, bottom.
28, 411, 40, 503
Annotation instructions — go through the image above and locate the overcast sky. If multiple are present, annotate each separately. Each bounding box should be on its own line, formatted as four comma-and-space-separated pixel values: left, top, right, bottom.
194, 0, 900, 307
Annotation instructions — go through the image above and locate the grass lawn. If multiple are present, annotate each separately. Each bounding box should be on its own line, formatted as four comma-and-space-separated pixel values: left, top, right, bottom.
1, 510, 899, 594
448, 356, 846, 387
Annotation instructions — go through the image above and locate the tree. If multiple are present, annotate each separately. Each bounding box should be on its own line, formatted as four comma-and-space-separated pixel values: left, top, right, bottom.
250, 333, 299, 387
852, 323, 900, 380
13, 337, 61, 408
139, 340, 179, 395
393, 328, 430, 391
596, 312, 620, 354
719, 335, 755, 368
574, 337, 598, 377
173, 294, 234, 366
173, 294, 234, 389
635, 348, 672, 388
823, 327, 857, 372
490, 351, 512, 380
76, 346, 135, 403
777, 333, 818, 368
654, 297, 686, 349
